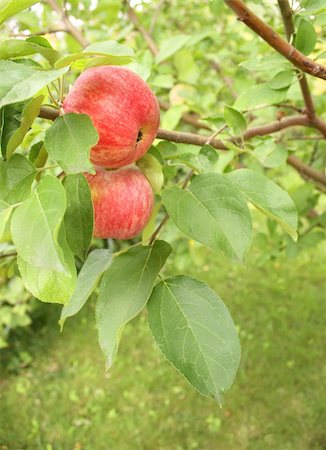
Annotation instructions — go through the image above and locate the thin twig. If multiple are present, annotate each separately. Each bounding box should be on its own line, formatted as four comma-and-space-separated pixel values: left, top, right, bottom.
205, 124, 228, 145
210, 60, 237, 98
277, 0, 294, 41
148, 169, 194, 246
47, 0, 89, 48
149, 0, 165, 34
149, 213, 169, 245
10, 28, 68, 37
277, 0, 316, 121
124, 0, 159, 56
287, 155, 326, 187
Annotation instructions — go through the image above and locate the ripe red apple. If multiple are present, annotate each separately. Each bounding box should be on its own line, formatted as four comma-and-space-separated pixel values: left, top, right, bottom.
63, 66, 160, 168
85, 167, 154, 240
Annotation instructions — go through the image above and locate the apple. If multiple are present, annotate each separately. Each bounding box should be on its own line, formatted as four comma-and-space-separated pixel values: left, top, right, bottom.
85, 167, 154, 240
63, 66, 160, 168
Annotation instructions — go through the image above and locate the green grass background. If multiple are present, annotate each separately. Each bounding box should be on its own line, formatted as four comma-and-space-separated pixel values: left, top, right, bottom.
0, 243, 325, 450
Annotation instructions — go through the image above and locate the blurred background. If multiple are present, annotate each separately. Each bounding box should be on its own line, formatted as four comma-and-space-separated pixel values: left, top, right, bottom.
0, 0, 326, 449
1, 236, 325, 449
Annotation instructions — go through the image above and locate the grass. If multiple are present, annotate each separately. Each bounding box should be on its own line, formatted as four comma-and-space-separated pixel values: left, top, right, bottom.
0, 243, 325, 450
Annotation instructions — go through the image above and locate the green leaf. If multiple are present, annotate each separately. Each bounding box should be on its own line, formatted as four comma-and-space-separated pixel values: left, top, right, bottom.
227, 169, 298, 241
174, 49, 199, 85
0, 0, 39, 25
0, 60, 68, 108
253, 140, 288, 168
96, 240, 172, 369
209, 0, 226, 14
147, 276, 241, 404
239, 55, 291, 73
294, 19, 317, 55
268, 70, 294, 90
11, 175, 70, 271
0, 199, 14, 240
60, 249, 113, 329
54, 40, 134, 68
11, 176, 76, 303
26, 36, 53, 48
0, 39, 60, 65
0, 154, 36, 204
161, 104, 187, 130
216, 151, 236, 173
162, 173, 252, 262
0, 101, 27, 158
6, 95, 44, 158
16, 226, 76, 304
155, 34, 191, 64
136, 154, 164, 194
234, 83, 289, 110
44, 113, 98, 174
151, 74, 175, 89
63, 174, 94, 261
179, 151, 217, 173
300, 0, 326, 14
224, 105, 247, 134
29, 141, 48, 168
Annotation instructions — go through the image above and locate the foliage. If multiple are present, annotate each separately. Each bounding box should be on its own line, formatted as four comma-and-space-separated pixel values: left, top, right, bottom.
1, 245, 325, 449
0, 252, 34, 348
0, 0, 325, 405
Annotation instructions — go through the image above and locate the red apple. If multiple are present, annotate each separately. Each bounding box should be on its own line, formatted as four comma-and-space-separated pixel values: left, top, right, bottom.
85, 167, 154, 240
63, 66, 160, 168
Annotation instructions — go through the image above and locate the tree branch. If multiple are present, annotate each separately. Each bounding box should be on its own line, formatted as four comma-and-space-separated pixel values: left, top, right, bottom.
241, 115, 310, 139
124, 0, 159, 56
277, 0, 294, 40
10, 28, 68, 37
39, 106, 326, 187
224, 0, 326, 80
210, 60, 237, 98
149, 0, 165, 35
277, 0, 316, 122
47, 0, 88, 48
287, 155, 326, 187
39, 106, 60, 121
156, 115, 311, 147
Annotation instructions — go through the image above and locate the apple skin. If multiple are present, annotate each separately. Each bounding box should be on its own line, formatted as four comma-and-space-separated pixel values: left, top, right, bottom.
85, 167, 154, 240
63, 66, 160, 168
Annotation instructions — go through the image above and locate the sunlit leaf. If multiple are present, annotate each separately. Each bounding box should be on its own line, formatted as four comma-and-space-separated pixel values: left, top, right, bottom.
227, 169, 298, 241
44, 113, 98, 174
162, 173, 252, 262
0, 154, 36, 204
6, 95, 44, 158
0, 60, 68, 108
0, 0, 39, 25
148, 276, 241, 404
63, 174, 94, 260
60, 249, 113, 328
96, 241, 172, 368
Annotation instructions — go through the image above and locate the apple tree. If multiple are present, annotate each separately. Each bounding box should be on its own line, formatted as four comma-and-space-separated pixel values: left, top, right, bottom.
0, 0, 325, 404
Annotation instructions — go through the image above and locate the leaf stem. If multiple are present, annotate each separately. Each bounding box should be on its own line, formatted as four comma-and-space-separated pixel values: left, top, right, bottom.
46, 86, 59, 107
113, 241, 143, 257
36, 164, 59, 172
